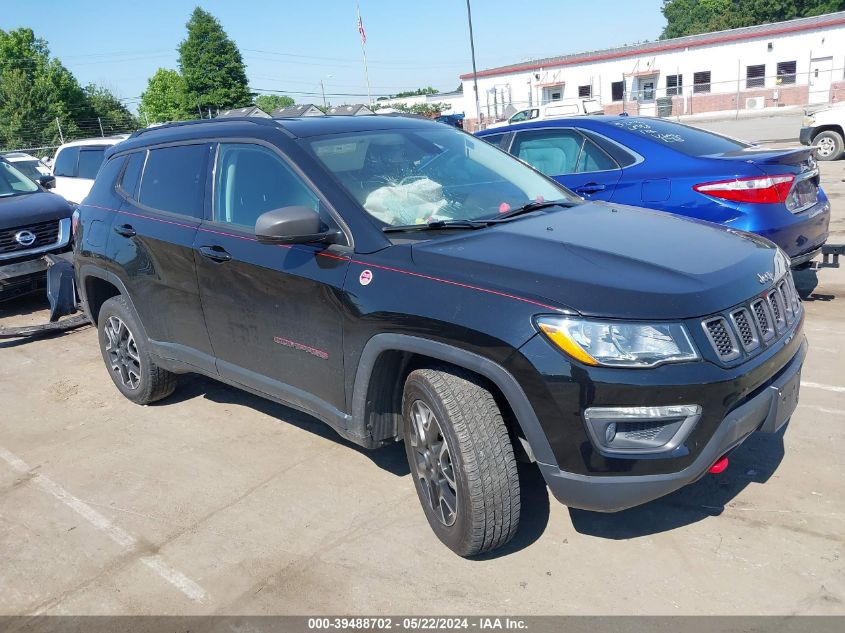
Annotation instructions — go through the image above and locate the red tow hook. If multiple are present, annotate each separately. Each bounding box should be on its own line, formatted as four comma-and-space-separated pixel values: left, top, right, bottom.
708, 455, 729, 474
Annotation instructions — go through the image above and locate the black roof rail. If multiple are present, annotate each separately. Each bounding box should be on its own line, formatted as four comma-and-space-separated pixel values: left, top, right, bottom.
129, 116, 283, 139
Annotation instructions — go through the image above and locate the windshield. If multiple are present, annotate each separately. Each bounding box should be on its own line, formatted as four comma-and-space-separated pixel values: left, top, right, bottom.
0, 161, 39, 197
306, 126, 576, 227
609, 118, 750, 156
11, 159, 50, 182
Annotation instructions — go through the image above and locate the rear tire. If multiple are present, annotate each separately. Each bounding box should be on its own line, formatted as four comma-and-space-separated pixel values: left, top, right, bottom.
813, 130, 844, 161
402, 366, 520, 556
97, 295, 176, 404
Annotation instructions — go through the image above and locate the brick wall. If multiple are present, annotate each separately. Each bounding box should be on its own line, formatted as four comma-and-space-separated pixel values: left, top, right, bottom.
831, 81, 845, 103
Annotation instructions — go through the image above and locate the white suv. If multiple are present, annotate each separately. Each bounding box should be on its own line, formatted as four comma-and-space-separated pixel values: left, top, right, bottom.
51, 136, 129, 203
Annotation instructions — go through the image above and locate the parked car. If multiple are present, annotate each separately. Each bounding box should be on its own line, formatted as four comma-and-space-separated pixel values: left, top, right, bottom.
51, 135, 128, 204
0, 157, 74, 300
486, 99, 604, 129
477, 116, 830, 266
800, 102, 845, 161
435, 113, 465, 129
0, 152, 52, 184
64, 116, 805, 556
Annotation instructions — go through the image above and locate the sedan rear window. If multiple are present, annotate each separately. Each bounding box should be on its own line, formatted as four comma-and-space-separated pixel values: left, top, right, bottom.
609, 118, 749, 156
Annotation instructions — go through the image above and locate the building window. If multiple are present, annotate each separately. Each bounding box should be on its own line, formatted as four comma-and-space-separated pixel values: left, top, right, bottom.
777, 61, 797, 85
693, 71, 711, 94
666, 74, 683, 96
746, 64, 766, 88
611, 81, 625, 102
578, 85, 592, 98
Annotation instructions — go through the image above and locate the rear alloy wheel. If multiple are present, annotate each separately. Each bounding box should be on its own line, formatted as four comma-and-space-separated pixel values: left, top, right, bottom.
813, 130, 844, 161
97, 295, 176, 405
403, 366, 520, 557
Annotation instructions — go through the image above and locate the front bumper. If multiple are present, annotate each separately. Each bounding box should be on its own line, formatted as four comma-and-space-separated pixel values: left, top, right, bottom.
0, 251, 74, 299
539, 338, 806, 512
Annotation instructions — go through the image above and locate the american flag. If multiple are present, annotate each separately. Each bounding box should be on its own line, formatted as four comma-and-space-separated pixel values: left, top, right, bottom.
357, 7, 366, 45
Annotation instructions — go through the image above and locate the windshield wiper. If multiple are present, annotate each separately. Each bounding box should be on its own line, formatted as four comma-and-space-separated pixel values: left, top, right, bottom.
382, 219, 488, 233
494, 199, 578, 221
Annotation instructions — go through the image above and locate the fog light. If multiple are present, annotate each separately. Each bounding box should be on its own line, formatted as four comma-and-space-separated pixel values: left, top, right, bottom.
583, 404, 702, 456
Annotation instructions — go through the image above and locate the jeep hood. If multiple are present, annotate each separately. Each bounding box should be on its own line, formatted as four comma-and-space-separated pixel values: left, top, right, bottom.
0, 191, 73, 231
410, 202, 785, 319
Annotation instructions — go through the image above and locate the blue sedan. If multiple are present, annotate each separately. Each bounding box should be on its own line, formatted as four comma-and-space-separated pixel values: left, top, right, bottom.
476, 116, 830, 265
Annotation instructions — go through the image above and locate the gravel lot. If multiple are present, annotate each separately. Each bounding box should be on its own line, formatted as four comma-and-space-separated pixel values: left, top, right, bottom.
1, 122, 843, 616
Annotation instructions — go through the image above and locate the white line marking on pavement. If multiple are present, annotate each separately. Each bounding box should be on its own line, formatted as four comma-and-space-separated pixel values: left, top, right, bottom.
0, 446, 207, 603
801, 381, 845, 394
803, 404, 845, 416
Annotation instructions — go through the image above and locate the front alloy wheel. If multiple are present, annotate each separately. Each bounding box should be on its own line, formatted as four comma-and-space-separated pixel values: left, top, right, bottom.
104, 315, 141, 390
407, 399, 458, 527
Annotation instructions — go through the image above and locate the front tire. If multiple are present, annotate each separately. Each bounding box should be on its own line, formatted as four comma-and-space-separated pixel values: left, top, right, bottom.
813, 130, 844, 161
402, 366, 520, 556
97, 295, 176, 404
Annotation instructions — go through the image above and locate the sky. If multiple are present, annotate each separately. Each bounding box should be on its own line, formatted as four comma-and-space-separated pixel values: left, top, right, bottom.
2, 0, 667, 111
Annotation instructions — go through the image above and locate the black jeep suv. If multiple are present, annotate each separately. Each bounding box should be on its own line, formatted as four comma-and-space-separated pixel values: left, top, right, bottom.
70, 116, 806, 556
0, 158, 73, 301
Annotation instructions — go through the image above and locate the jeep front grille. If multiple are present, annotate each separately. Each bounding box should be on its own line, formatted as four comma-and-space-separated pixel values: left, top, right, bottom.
701, 274, 801, 363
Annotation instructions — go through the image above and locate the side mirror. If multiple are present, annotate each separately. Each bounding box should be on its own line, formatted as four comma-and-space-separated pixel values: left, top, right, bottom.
255, 206, 332, 245
38, 175, 56, 190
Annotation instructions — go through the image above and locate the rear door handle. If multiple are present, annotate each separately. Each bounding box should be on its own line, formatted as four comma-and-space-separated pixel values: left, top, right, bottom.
113, 223, 136, 238
574, 182, 607, 195
198, 245, 232, 263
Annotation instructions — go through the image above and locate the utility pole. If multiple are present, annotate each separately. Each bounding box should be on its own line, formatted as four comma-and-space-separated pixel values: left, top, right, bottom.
98, 117, 105, 137
321, 79, 327, 109
55, 117, 64, 144
465, 0, 482, 130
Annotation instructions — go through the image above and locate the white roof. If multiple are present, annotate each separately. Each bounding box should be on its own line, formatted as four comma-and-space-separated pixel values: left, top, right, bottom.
56, 135, 130, 150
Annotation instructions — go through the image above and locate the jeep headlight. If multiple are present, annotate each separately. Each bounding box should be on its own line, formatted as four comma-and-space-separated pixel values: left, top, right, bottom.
536, 317, 699, 368
802, 115, 814, 127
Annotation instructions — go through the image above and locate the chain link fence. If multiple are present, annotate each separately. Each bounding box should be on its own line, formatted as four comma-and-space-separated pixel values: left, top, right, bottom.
0, 113, 141, 158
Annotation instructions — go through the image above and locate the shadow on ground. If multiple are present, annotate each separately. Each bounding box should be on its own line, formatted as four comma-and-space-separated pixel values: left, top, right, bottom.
568, 424, 787, 539
793, 267, 836, 302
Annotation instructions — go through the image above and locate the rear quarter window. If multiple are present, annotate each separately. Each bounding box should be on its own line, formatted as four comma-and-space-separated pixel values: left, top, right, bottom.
609, 118, 749, 156
119, 151, 146, 199
85, 155, 127, 203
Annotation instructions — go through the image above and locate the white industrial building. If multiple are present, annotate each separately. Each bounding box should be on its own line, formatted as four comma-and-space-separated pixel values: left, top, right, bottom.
459, 11, 845, 128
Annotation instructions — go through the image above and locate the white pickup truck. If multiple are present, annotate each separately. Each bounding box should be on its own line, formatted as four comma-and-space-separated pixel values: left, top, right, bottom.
800, 102, 845, 161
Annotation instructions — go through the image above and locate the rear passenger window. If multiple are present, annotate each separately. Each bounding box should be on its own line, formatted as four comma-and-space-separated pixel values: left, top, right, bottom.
77, 148, 106, 179
138, 144, 209, 217
512, 129, 585, 175
53, 147, 79, 177
120, 151, 145, 198
213, 143, 319, 228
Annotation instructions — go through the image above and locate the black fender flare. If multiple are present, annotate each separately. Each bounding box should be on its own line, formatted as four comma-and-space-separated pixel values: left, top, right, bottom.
77, 265, 142, 331
352, 333, 557, 465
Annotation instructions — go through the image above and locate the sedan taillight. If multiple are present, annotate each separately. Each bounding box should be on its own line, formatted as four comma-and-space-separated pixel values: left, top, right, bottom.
693, 174, 794, 204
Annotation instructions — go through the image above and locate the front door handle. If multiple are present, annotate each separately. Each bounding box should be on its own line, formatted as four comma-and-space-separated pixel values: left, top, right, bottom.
113, 223, 136, 238
198, 245, 232, 263
574, 182, 607, 195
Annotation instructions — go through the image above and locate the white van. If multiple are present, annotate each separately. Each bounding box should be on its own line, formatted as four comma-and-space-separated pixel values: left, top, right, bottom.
51, 136, 129, 203
487, 99, 604, 129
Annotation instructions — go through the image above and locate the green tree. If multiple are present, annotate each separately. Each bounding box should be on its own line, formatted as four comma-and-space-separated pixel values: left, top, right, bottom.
178, 7, 251, 113
0, 27, 89, 150
392, 86, 438, 98
255, 94, 295, 114
84, 84, 138, 132
139, 68, 193, 124
661, 0, 845, 39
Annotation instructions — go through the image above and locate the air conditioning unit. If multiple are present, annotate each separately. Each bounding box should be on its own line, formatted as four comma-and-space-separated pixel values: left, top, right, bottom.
745, 96, 766, 110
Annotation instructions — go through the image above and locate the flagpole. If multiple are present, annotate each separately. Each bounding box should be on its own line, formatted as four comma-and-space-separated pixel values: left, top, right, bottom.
357, 3, 372, 105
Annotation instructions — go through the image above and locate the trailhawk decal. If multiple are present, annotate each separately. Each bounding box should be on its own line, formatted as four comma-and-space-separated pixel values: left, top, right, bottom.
273, 336, 329, 360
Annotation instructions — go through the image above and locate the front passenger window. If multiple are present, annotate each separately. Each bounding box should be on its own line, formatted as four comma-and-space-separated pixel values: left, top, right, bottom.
213, 143, 319, 229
